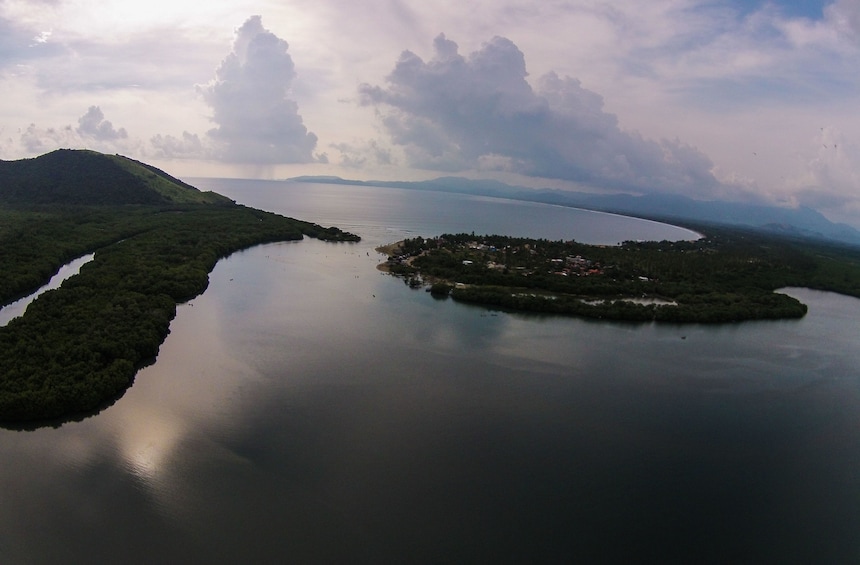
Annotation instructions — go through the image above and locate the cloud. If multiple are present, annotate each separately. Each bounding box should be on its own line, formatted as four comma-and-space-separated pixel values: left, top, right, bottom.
359, 33, 730, 197
825, 0, 860, 43
76, 105, 127, 141
150, 131, 205, 160
795, 127, 860, 210
20, 123, 77, 153
329, 139, 393, 169
19, 105, 137, 154
29, 32, 222, 94
200, 16, 318, 164
0, 14, 64, 70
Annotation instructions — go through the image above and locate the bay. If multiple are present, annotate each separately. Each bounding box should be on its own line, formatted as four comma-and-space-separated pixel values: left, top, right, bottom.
193, 178, 702, 246
0, 181, 858, 563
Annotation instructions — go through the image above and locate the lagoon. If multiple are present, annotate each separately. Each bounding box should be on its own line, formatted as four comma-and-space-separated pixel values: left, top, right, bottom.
0, 180, 858, 563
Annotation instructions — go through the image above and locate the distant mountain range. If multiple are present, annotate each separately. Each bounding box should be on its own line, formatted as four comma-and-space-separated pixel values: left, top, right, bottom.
0, 149, 230, 206
290, 175, 860, 246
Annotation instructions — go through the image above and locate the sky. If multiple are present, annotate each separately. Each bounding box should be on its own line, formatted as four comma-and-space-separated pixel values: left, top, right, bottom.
1, 0, 859, 227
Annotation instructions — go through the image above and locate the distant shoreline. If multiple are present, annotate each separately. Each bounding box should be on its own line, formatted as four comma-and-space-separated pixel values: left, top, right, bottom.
285, 175, 860, 248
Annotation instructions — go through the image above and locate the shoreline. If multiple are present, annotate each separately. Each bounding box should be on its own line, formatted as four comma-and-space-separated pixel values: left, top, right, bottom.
373, 232, 819, 323
374, 241, 403, 257
375, 241, 405, 273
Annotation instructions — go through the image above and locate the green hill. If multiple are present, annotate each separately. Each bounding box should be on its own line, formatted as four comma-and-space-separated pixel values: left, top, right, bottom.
0, 149, 230, 205
0, 150, 358, 424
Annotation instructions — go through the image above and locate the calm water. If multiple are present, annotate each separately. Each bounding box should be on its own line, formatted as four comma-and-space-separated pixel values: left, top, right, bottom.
195, 178, 702, 245
0, 181, 858, 564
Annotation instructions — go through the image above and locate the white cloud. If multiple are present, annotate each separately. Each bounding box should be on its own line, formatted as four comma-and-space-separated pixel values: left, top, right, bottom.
779, 0, 860, 48
794, 127, 860, 210
20, 122, 77, 153
150, 131, 206, 160
76, 105, 126, 141
0, 13, 64, 70
0, 1, 858, 224
200, 15, 319, 164
360, 33, 734, 198
18, 105, 138, 155
824, 0, 860, 44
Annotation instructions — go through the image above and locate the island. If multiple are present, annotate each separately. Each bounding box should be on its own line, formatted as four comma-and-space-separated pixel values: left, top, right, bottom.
0, 149, 359, 423
379, 229, 860, 323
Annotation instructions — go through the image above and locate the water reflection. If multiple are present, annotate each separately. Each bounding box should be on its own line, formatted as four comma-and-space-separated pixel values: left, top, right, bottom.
1, 183, 859, 562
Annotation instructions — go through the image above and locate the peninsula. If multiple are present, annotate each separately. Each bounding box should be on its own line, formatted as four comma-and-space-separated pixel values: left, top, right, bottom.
0, 149, 358, 423
379, 229, 860, 323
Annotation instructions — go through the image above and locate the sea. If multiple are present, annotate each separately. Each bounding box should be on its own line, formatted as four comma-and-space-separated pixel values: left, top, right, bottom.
0, 179, 858, 564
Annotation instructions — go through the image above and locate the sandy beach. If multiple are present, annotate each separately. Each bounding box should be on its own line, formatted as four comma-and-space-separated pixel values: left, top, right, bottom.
374, 241, 404, 272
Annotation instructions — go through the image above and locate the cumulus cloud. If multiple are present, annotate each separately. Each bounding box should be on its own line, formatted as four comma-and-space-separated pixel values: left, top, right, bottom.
20, 123, 77, 153
76, 105, 127, 141
150, 131, 206, 159
200, 16, 318, 164
18, 105, 138, 155
359, 34, 731, 197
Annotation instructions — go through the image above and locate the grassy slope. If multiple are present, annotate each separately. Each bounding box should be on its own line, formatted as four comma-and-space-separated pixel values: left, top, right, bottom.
104, 154, 232, 204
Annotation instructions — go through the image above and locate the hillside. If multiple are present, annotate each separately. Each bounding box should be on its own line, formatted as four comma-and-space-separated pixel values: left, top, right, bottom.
0, 150, 358, 424
0, 149, 230, 205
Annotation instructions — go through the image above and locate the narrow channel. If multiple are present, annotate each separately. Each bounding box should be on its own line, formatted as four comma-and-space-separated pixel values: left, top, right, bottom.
0, 253, 96, 327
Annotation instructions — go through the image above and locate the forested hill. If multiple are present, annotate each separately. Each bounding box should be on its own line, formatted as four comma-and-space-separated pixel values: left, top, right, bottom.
0, 150, 358, 424
0, 149, 230, 206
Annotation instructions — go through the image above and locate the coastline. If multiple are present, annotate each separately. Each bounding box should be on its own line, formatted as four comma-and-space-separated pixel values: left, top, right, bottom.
375, 241, 404, 273
374, 232, 818, 323
374, 241, 403, 257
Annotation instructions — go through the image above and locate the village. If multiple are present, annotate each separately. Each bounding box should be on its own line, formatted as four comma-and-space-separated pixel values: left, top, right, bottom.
382, 234, 607, 280
377, 230, 816, 323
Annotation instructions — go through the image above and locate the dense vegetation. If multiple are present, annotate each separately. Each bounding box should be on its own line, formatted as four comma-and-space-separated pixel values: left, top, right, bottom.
0, 150, 358, 423
381, 227, 860, 323
0, 149, 229, 206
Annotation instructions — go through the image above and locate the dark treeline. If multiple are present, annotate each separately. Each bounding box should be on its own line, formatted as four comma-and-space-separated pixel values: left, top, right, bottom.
383, 227, 860, 323
0, 203, 358, 423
